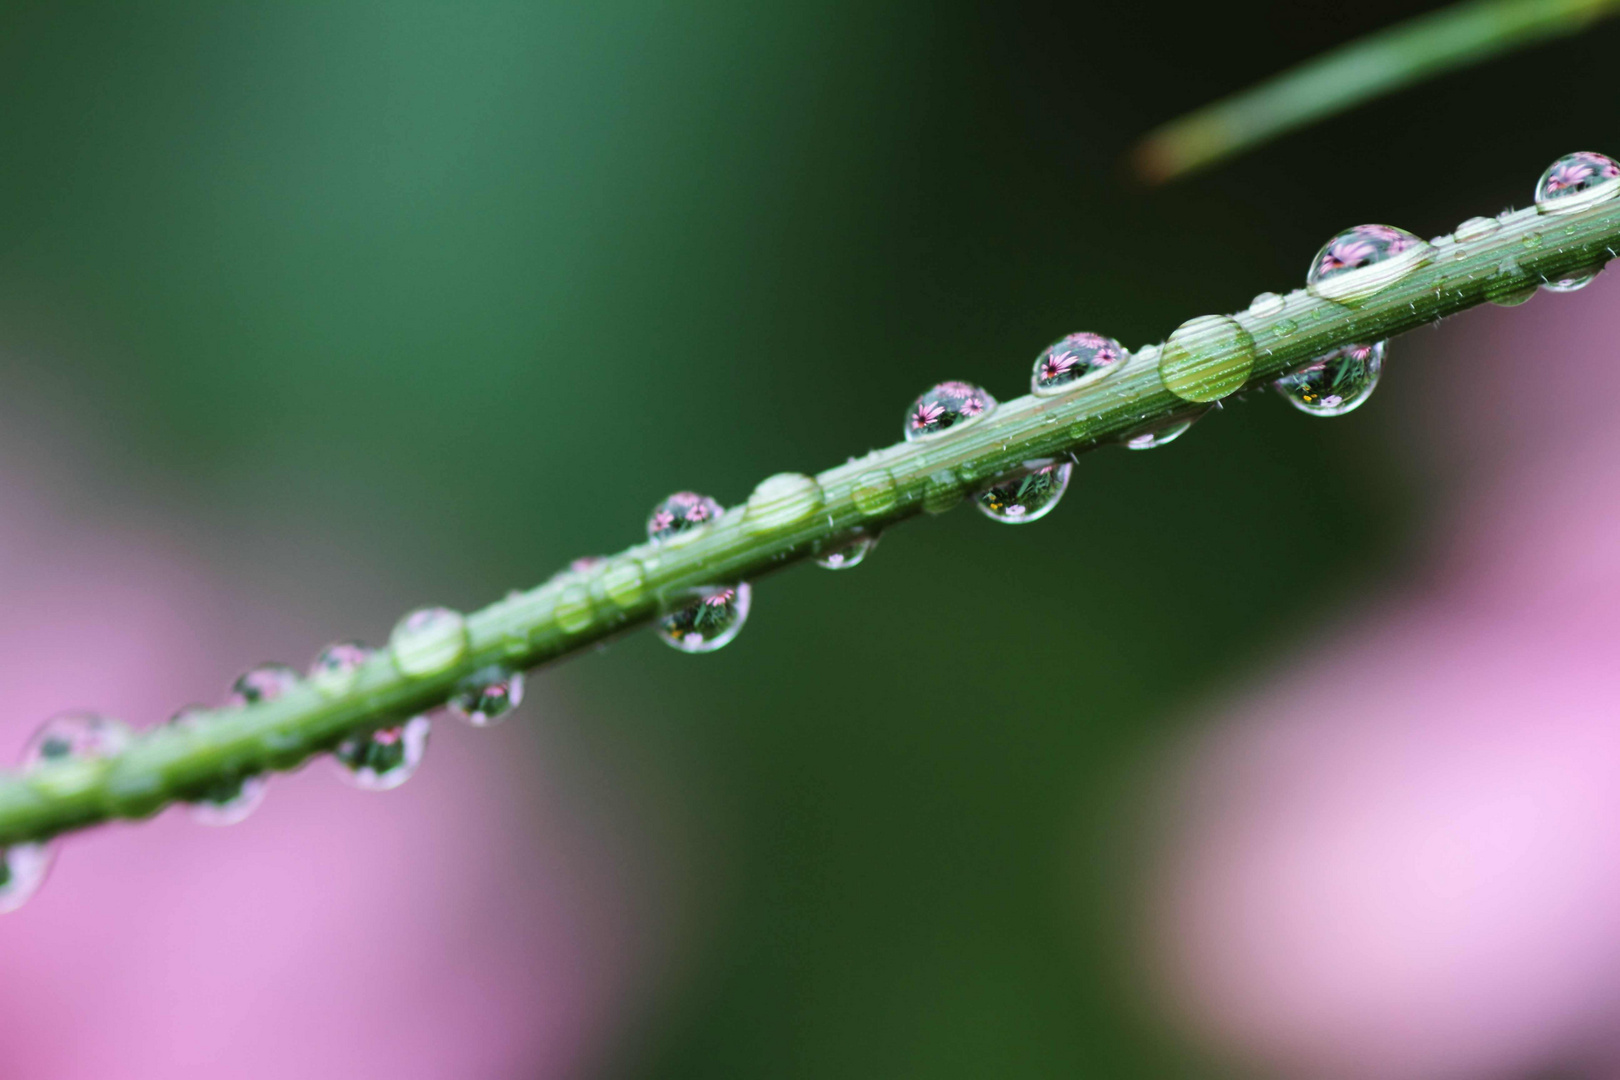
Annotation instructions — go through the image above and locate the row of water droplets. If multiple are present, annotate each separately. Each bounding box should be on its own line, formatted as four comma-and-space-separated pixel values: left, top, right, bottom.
0, 609, 523, 913
5, 153, 1614, 915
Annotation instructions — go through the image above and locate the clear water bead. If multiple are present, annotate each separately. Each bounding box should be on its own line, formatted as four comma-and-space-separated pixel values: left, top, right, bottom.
448, 666, 525, 727
24, 712, 132, 767
1121, 413, 1201, 450
647, 492, 723, 544
816, 533, 878, 570
168, 705, 268, 826
0, 843, 51, 914
1306, 224, 1427, 302
904, 381, 997, 440
1158, 315, 1256, 402
1543, 268, 1600, 293
1030, 333, 1125, 394
309, 641, 373, 696
334, 716, 431, 791
1454, 216, 1499, 242
390, 607, 469, 678
743, 473, 823, 533
974, 463, 1072, 524
657, 583, 752, 653
1274, 341, 1385, 417
1247, 292, 1286, 318
228, 663, 300, 705
1535, 151, 1620, 214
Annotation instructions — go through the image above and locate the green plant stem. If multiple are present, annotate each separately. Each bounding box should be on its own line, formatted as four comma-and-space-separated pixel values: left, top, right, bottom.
1132, 0, 1620, 183
3, 196, 1619, 847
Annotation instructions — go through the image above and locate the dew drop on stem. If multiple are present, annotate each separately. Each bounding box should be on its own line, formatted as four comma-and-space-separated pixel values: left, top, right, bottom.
448, 666, 525, 727
333, 716, 431, 791
657, 584, 752, 653
975, 463, 1072, 524
904, 381, 997, 440
647, 492, 723, 544
1534, 151, 1620, 215
1030, 333, 1125, 395
1274, 341, 1385, 416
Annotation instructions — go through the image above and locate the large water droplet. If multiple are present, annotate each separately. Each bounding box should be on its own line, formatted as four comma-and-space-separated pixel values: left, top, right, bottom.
647, 492, 723, 544
1306, 224, 1428, 302
390, 607, 469, 678
1247, 292, 1286, 318
333, 716, 431, 791
974, 463, 1071, 524
308, 641, 373, 697
657, 583, 752, 653
1273, 341, 1385, 417
1030, 333, 1125, 395
904, 381, 997, 440
851, 470, 897, 517
228, 663, 300, 706
1542, 267, 1601, 293
167, 705, 269, 826
1121, 412, 1201, 450
23, 712, 132, 767
743, 473, 823, 533
1158, 316, 1256, 402
448, 666, 525, 727
1535, 151, 1620, 214
816, 532, 878, 570
0, 842, 51, 914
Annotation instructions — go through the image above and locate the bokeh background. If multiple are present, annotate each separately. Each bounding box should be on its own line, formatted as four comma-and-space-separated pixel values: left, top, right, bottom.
4, 2, 1620, 1076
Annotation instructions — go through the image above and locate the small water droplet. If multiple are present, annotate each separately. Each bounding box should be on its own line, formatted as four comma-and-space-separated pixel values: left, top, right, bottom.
600, 560, 645, 608
390, 607, 469, 678
1273, 341, 1385, 416
1273, 318, 1298, 336
1247, 292, 1286, 318
1534, 151, 1620, 214
657, 584, 751, 653
974, 463, 1071, 523
24, 712, 132, 767
1030, 333, 1125, 395
1521, 232, 1545, 250
167, 705, 269, 826
1490, 284, 1537, 306
647, 492, 723, 544
743, 473, 823, 533
1543, 266, 1602, 293
554, 584, 594, 633
816, 532, 878, 570
851, 470, 897, 517
1158, 315, 1256, 402
333, 716, 431, 791
308, 641, 373, 696
0, 842, 51, 914
1454, 216, 1499, 242
448, 666, 525, 727
228, 663, 300, 706
1306, 224, 1428, 302
904, 381, 997, 440
1121, 412, 1200, 450
922, 469, 964, 514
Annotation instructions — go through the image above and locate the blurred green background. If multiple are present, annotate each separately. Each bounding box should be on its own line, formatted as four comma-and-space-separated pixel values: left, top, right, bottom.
2, 1, 1615, 1075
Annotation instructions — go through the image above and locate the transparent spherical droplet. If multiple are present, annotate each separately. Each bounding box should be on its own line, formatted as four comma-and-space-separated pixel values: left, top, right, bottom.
904, 381, 997, 440
1247, 292, 1286, 317
1121, 412, 1201, 450
1306, 224, 1427, 302
1454, 215, 1499, 242
0, 843, 52, 914
447, 666, 525, 727
852, 470, 897, 517
1030, 333, 1125, 394
1542, 267, 1601, 293
308, 641, 373, 696
1158, 315, 1255, 402
1489, 284, 1537, 307
647, 492, 723, 544
974, 463, 1072, 524
165, 705, 269, 826
657, 583, 752, 654
390, 606, 469, 678
23, 712, 132, 768
1534, 151, 1620, 214
816, 532, 878, 570
1273, 341, 1385, 417
333, 715, 431, 791
743, 473, 823, 533
228, 663, 300, 706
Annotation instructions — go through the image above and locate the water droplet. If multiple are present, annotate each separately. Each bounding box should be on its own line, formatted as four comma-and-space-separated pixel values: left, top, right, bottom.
228, 663, 300, 706
922, 469, 964, 514
1521, 232, 1544, 250
390, 607, 469, 678
851, 470, 897, 517
904, 381, 997, 440
333, 716, 431, 791
600, 560, 645, 608
647, 492, 723, 544
974, 463, 1071, 523
1542, 267, 1602, 293
816, 532, 878, 570
1030, 333, 1125, 395
1306, 224, 1428, 302
657, 584, 751, 653
0, 842, 51, 914
554, 584, 594, 633
1121, 413, 1199, 450
1158, 315, 1256, 402
308, 641, 373, 696
1273, 318, 1298, 336
1247, 292, 1286, 318
1490, 284, 1537, 306
743, 473, 823, 533
1454, 216, 1499, 242
448, 666, 525, 727
23, 712, 132, 767
166, 705, 269, 826
1273, 341, 1385, 416
1534, 151, 1620, 214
